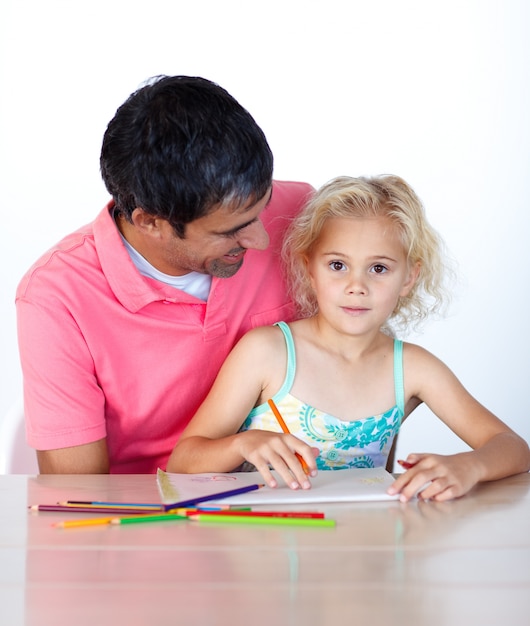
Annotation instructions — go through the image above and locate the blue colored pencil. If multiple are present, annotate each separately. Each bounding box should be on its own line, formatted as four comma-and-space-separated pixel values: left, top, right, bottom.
61, 500, 241, 511
163, 483, 264, 511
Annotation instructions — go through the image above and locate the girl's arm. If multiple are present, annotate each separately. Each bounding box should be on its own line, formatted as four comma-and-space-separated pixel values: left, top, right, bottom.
166, 326, 316, 489
388, 344, 530, 502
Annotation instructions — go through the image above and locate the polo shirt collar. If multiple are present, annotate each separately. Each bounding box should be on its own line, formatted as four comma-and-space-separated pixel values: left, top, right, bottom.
93, 202, 206, 312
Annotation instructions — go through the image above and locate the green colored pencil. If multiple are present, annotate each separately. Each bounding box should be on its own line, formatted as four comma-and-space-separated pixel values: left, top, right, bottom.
189, 514, 336, 527
110, 513, 188, 525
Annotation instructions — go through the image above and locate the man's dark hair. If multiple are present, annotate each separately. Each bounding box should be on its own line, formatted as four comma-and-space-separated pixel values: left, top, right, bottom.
100, 75, 273, 237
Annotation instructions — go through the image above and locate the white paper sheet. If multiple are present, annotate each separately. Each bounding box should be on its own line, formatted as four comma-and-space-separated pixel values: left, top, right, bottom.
157, 467, 399, 505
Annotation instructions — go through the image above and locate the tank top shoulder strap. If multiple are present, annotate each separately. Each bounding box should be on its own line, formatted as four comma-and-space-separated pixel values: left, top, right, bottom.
393, 338, 405, 415
246, 322, 296, 419
274, 322, 297, 395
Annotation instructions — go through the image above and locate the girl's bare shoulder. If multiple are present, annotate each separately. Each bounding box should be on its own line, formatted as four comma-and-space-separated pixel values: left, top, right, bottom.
242, 322, 288, 343
401, 340, 456, 393
402, 340, 446, 366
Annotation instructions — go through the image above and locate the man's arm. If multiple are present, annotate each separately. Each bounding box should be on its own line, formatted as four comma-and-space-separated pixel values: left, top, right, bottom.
37, 438, 109, 474
17, 288, 109, 474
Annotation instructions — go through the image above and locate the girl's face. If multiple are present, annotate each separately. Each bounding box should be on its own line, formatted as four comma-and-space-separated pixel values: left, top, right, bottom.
307, 216, 419, 335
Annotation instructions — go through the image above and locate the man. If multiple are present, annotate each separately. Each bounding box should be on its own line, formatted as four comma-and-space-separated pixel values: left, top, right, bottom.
16, 75, 313, 474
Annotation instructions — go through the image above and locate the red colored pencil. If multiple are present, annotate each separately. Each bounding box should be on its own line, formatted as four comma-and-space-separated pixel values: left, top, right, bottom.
181, 509, 325, 519
397, 459, 417, 470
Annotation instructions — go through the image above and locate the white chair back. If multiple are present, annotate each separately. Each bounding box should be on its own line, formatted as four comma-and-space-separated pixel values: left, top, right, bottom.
0, 399, 38, 474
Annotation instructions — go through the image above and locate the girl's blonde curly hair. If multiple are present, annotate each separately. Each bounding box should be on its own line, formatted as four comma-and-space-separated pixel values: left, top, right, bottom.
282, 175, 453, 335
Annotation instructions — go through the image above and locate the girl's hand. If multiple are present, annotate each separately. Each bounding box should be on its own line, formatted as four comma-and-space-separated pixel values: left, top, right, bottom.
387, 452, 483, 502
237, 430, 318, 490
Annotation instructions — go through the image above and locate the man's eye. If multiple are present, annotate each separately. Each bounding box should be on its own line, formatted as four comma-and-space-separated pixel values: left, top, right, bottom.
372, 264, 388, 274
330, 261, 346, 271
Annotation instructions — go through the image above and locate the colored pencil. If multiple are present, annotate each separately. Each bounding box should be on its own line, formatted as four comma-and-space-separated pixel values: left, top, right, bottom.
53, 517, 115, 529
189, 514, 335, 527
185, 505, 251, 511
59, 501, 164, 510
62, 500, 164, 507
163, 483, 264, 511
110, 513, 188, 525
182, 510, 325, 519
53, 513, 188, 529
61, 500, 246, 511
29, 504, 165, 515
267, 398, 310, 475
397, 459, 417, 470
169, 507, 252, 515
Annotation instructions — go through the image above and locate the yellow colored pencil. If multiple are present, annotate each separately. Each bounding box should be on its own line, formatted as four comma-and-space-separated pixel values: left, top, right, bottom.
53, 517, 115, 529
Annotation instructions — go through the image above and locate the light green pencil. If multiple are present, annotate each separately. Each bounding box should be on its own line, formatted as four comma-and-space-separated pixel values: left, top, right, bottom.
189, 514, 336, 527
110, 513, 188, 525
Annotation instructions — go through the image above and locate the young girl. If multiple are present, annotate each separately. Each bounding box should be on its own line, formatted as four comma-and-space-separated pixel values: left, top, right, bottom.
168, 175, 530, 501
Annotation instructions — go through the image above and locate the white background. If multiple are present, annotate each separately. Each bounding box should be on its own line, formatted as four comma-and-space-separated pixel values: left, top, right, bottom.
1, 0, 529, 465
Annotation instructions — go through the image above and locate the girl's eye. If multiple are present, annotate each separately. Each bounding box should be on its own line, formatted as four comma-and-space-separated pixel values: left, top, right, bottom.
371, 264, 388, 274
329, 261, 346, 271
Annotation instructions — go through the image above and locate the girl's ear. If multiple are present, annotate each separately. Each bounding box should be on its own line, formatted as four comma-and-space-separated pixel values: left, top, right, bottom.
400, 261, 421, 297
305, 255, 317, 292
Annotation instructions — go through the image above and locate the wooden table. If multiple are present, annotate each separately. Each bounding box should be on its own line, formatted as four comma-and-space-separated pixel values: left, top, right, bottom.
1, 472, 529, 625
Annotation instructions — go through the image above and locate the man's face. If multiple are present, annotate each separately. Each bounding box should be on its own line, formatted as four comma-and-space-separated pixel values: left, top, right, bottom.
148, 189, 272, 278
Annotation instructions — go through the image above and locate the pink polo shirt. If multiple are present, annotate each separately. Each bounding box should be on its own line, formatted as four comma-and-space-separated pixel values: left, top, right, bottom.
16, 180, 313, 473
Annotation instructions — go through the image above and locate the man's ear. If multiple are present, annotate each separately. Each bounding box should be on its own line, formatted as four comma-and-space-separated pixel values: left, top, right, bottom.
130, 208, 162, 235
400, 261, 421, 297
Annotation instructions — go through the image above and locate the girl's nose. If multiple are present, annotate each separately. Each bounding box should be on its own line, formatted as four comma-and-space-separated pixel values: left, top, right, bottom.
346, 273, 367, 295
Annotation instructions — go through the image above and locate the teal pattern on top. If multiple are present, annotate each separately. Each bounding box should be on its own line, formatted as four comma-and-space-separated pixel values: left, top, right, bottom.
241, 322, 404, 470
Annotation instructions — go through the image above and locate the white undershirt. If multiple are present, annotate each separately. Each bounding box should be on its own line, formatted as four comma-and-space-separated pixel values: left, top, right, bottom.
120, 234, 212, 301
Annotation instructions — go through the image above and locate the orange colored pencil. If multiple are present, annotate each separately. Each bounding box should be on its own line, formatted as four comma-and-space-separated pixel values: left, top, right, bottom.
267, 398, 310, 475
